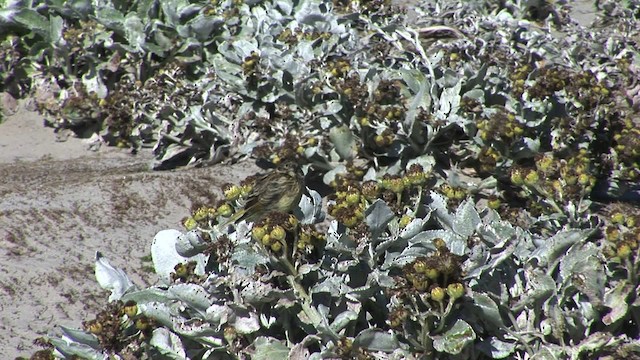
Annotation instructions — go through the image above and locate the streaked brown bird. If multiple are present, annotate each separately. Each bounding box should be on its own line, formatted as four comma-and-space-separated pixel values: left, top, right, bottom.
226, 162, 304, 224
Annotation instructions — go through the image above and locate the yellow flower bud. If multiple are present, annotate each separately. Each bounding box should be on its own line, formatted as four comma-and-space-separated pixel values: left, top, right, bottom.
536, 155, 554, 173
174, 263, 189, 278
270, 241, 283, 252
343, 216, 358, 228
510, 168, 524, 186
224, 185, 242, 201
288, 214, 299, 228
123, 301, 138, 318
412, 277, 428, 291
431, 286, 445, 302
270, 225, 286, 241
413, 260, 426, 273
487, 196, 501, 209
524, 170, 540, 186
425, 268, 439, 281
399, 215, 412, 228
605, 226, 620, 242
578, 173, 590, 186
224, 326, 237, 344
626, 216, 636, 228
135, 316, 152, 331
611, 212, 625, 225
193, 208, 208, 222
183, 217, 197, 230
217, 203, 233, 217
252, 226, 267, 242
433, 238, 447, 251
87, 321, 102, 335
345, 192, 360, 205
446, 283, 465, 300
617, 244, 632, 259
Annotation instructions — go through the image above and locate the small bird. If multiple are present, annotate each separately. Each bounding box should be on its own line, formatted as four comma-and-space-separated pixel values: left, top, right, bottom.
226, 162, 304, 224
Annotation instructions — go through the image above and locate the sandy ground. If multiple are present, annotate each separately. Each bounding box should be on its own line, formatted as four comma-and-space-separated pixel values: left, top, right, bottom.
0, 102, 256, 358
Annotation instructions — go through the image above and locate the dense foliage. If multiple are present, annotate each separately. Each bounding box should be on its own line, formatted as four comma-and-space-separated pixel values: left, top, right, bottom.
3, 0, 640, 358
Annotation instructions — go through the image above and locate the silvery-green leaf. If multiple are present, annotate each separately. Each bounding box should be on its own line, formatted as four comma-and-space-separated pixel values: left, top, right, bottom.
235, 313, 261, 334
515, 270, 555, 308
530, 345, 564, 359
151, 229, 207, 284
436, 77, 462, 117
49, 338, 106, 360
172, 316, 218, 337
95, 251, 136, 302
429, 191, 452, 226
175, 230, 207, 257
472, 293, 504, 328
49, 14, 63, 45
463, 88, 485, 102
529, 229, 593, 269
123, 13, 145, 52
383, 245, 431, 269
314, 99, 342, 115
298, 189, 324, 225
136, 0, 156, 18
477, 213, 517, 246
453, 199, 481, 238
168, 283, 212, 313
204, 304, 232, 330
152, 143, 196, 170
602, 282, 632, 325
211, 57, 245, 91
558, 242, 605, 304
569, 332, 613, 359
122, 287, 172, 305
10, 8, 50, 35
189, 15, 221, 41
241, 280, 292, 304
399, 218, 425, 240
289, 335, 319, 360
140, 302, 175, 329
511, 136, 540, 159
253, 337, 290, 360
365, 200, 394, 237
323, 164, 347, 185
160, 0, 185, 26
476, 337, 516, 359
58, 325, 100, 348
368, 269, 396, 288
231, 245, 269, 271
413, 229, 466, 256
276, 0, 293, 15
353, 329, 400, 352
325, 221, 357, 253
178, 3, 203, 18
95, 6, 125, 30
464, 240, 517, 280
329, 310, 357, 333
149, 328, 186, 359
81, 71, 108, 99
329, 124, 356, 161
431, 320, 476, 354
233, 38, 259, 59
312, 276, 350, 296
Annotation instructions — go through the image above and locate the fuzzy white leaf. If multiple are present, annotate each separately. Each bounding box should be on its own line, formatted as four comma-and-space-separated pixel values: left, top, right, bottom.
94, 251, 135, 302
